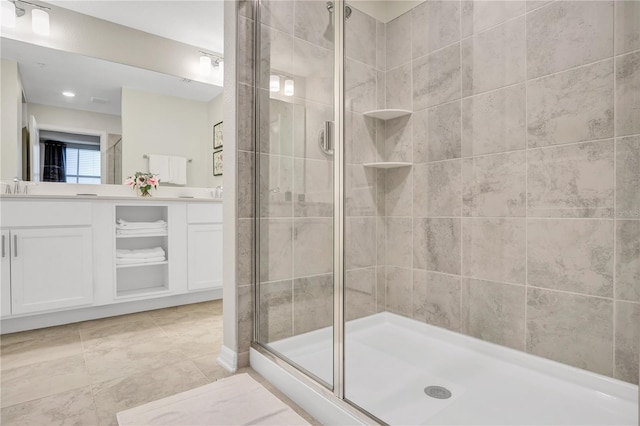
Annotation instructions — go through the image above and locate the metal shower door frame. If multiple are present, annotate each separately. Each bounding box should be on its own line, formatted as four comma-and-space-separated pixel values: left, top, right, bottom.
251, 1, 382, 423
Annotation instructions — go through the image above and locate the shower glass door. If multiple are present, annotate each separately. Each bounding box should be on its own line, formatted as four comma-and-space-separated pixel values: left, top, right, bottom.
255, 0, 336, 388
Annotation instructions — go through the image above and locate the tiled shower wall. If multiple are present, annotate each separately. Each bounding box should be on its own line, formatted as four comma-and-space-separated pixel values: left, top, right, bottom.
376, 0, 640, 384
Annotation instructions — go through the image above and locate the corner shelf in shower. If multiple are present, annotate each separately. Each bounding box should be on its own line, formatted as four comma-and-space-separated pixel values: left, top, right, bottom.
362, 109, 412, 120
363, 162, 412, 169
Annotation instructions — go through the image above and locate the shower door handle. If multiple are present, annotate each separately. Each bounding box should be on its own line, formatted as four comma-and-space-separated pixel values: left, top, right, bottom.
319, 121, 334, 155
1, 235, 5, 258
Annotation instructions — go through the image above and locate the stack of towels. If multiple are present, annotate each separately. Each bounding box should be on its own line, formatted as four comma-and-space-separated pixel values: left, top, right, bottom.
116, 218, 168, 236
116, 247, 166, 265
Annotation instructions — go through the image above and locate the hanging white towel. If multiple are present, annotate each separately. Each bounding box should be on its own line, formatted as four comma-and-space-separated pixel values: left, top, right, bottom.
169, 156, 187, 186
147, 155, 171, 183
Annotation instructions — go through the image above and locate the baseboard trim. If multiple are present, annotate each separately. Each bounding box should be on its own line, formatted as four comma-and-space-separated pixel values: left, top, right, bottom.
217, 345, 238, 372
1, 290, 221, 334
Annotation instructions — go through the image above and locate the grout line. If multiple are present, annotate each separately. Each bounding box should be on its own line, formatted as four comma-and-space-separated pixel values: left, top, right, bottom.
418, 137, 618, 167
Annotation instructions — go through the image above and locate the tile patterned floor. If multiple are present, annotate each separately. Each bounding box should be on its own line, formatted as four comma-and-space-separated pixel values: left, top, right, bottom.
0, 300, 318, 426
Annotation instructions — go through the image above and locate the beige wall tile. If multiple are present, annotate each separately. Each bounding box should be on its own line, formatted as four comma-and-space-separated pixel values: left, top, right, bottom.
616, 136, 640, 218
462, 278, 525, 350
527, 1, 613, 78
615, 301, 640, 384
462, 151, 526, 217
527, 140, 614, 218
462, 17, 526, 96
462, 218, 526, 284
527, 60, 614, 149
258, 280, 293, 342
527, 219, 614, 297
412, 0, 461, 58
462, 84, 526, 157
527, 288, 613, 376
616, 220, 640, 302
413, 44, 461, 110
616, 51, 640, 137
293, 274, 333, 335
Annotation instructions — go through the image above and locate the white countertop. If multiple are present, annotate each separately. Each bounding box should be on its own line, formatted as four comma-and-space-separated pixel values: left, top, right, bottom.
0, 194, 222, 202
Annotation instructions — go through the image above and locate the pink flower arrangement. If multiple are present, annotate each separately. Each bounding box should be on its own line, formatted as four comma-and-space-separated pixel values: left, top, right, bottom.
125, 172, 159, 197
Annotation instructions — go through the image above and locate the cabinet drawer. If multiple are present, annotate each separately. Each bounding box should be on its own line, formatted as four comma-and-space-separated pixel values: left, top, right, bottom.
2, 201, 92, 227
187, 203, 222, 224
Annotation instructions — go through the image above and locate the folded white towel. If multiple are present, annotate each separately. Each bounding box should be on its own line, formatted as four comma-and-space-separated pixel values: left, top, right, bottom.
116, 219, 167, 229
116, 247, 165, 259
116, 229, 168, 236
116, 256, 166, 265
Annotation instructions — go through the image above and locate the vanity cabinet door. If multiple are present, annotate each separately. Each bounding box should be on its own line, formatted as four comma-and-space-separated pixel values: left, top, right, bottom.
1, 230, 11, 317
187, 224, 222, 291
11, 227, 93, 314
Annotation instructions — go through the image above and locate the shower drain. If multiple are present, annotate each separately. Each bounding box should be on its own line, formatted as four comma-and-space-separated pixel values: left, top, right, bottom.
424, 386, 452, 399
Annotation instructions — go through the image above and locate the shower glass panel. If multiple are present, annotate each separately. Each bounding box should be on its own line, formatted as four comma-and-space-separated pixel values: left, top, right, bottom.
255, 0, 335, 388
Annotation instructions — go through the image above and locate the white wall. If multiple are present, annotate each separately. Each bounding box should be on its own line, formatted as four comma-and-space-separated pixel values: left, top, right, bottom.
27, 103, 121, 135
1, 59, 22, 180
208, 94, 224, 188
0, 3, 221, 87
121, 87, 210, 187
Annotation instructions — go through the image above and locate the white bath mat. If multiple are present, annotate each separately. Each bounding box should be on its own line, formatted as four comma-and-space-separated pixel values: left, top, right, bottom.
116, 373, 310, 425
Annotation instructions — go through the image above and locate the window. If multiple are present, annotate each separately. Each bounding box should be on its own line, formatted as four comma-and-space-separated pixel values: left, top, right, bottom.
65, 144, 101, 184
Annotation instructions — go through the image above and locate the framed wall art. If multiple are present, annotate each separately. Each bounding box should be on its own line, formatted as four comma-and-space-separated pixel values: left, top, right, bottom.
213, 150, 223, 176
213, 121, 223, 150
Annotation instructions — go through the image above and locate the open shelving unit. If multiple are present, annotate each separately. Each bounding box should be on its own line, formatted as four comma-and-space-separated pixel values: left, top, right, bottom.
114, 205, 169, 298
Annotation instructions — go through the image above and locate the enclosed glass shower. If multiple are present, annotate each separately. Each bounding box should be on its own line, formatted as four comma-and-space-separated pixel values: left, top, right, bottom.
251, 0, 639, 424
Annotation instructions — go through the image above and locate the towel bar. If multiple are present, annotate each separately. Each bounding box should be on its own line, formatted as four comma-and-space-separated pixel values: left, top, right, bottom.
143, 154, 192, 162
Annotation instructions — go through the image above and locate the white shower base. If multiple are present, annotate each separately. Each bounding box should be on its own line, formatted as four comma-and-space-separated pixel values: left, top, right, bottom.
268, 312, 638, 425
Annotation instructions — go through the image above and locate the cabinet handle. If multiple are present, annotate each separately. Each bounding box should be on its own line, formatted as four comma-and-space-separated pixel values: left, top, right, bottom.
1, 235, 5, 258
13, 235, 17, 257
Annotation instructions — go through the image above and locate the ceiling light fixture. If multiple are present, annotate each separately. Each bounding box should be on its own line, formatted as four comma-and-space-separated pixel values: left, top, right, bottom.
1, 0, 50, 35
31, 7, 48, 35
62, 91, 75, 97
198, 51, 223, 77
284, 79, 294, 97
270, 75, 280, 92
199, 55, 212, 76
1, 0, 16, 28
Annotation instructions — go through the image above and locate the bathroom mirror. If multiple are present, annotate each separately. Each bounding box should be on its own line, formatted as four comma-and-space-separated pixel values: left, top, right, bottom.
0, 1, 224, 188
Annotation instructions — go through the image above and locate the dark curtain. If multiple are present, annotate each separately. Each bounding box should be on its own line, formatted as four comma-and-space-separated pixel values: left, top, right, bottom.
42, 140, 67, 182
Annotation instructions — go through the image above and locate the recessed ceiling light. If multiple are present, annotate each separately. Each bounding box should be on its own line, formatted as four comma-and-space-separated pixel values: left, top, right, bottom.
62, 91, 75, 97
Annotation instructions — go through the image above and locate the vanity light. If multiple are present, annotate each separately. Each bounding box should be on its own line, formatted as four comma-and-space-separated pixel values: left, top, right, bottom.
199, 55, 212, 76
1, 0, 16, 28
31, 7, 49, 35
62, 91, 75, 97
269, 75, 280, 92
284, 79, 294, 96
2, 0, 50, 35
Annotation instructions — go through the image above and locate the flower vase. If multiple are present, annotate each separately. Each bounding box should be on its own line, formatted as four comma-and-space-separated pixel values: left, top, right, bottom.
138, 188, 151, 197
